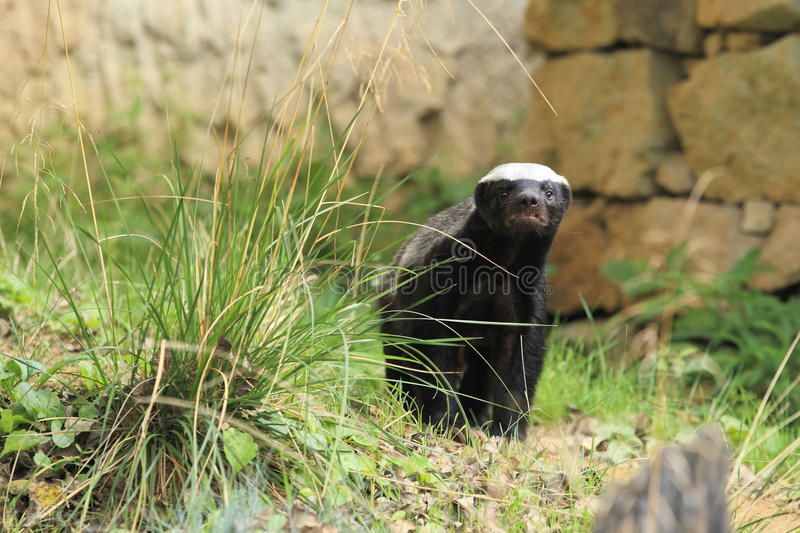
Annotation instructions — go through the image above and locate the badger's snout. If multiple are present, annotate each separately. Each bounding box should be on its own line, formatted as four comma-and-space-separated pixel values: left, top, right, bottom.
509, 186, 548, 227
515, 189, 542, 208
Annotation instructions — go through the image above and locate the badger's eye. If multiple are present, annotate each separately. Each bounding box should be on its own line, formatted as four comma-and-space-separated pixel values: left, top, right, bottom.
498, 189, 510, 198
545, 189, 554, 200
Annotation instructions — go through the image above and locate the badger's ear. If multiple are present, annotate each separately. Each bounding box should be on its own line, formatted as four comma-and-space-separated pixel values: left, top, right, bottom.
474, 181, 489, 209
559, 182, 572, 211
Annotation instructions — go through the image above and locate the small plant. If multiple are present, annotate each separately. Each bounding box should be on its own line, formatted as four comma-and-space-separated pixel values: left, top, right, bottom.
604, 245, 800, 409
0, 271, 36, 317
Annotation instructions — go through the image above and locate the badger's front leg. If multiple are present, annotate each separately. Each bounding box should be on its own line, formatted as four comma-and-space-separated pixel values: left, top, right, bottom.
411, 342, 466, 427
386, 333, 466, 429
485, 327, 545, 438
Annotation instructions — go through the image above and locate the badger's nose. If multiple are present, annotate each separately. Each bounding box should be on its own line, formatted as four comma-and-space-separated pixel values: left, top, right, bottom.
517, 191, 540, 208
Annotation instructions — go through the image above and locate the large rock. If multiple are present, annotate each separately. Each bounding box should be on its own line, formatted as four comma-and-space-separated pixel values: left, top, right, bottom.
618, 0, 702, 54
604, 199, 763, 283
725, 32, 764, 52
524, 49, 682, 198
704, 32, 725, 57
525, 0, 701, 53
524, 0, 617, 51
698, 0, 800, 31
741, 201, 776, 235
656, 154, 695, 194
669, 36, 800, 203
549, 201, 621, 314
752, 206, 800, 291
549, 198, 765, 315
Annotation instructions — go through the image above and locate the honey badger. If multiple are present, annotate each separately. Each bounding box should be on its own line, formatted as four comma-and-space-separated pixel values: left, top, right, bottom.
379, 163, 571, 438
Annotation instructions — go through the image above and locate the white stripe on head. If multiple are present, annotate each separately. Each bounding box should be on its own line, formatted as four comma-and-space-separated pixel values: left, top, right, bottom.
478, 163, 570, 188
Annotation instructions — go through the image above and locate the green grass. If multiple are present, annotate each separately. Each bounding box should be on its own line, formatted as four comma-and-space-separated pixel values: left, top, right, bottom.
605, 245, 800, 410
1, 119, 798, 530
1, 124, 798, 530
1, 258, 797, 531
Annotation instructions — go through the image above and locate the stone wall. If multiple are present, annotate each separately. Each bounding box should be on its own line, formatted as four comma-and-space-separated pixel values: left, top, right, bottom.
0, 0, 536, 182
525, 0, 800, 314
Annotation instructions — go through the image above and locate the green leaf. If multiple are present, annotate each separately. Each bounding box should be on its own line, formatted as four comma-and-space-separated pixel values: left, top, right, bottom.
50, 419, 75, 448
602, 259, 666, 297
78, 403, 99, 420
681, 353, 723, 384
2, 430, 47, 456
298, 431, 327, 451
390, 454, 435, 483
1, 359, 45, 390
720, 415, 747, 442
664, 243, 689, 273
78, 361, 104, 391
339, 451, 376, 475
0, 409, 29, 434
258, 413, 291, 437
327, 483, 353, 506
222, 428, 258, 474
0, 272, 34, 312
333, 426, 381, 449
33, 451, 52, 468
0, 410, 13, 434
0, 359, 25, 392
602, 259, 649, 285
12, 382, 65, 420
265, 515, 287, 532
724, 248, 762, 285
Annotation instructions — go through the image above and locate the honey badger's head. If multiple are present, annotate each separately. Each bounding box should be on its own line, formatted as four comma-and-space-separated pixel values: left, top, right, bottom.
474, 163, 571, 238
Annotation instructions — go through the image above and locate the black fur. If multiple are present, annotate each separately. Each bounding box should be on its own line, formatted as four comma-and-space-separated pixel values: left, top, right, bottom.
379, 169, 570, 438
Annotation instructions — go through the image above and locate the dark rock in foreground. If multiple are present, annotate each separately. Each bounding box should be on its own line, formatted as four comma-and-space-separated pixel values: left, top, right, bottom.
594, 425, 730, 533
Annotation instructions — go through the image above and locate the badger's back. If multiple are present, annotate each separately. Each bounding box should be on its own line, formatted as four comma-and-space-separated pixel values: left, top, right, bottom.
393, 198, 475, 269
377, 198, 474, 312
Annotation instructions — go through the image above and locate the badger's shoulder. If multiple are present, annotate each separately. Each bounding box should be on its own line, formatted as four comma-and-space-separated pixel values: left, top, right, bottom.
394, 197, 475, 269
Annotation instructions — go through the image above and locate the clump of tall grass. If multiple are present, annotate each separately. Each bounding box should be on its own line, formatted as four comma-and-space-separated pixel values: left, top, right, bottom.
0, 3, 417, 529
3, 131, 399, 530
